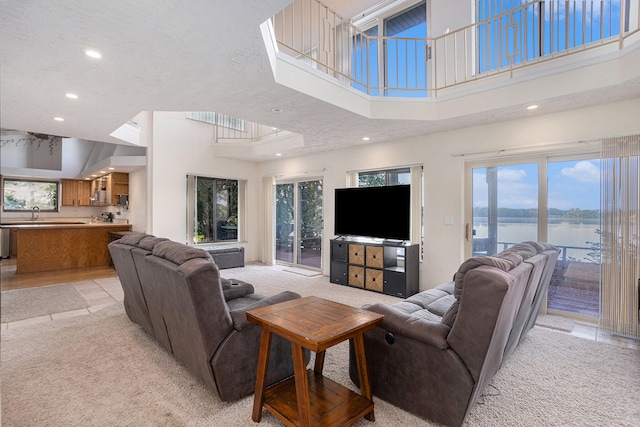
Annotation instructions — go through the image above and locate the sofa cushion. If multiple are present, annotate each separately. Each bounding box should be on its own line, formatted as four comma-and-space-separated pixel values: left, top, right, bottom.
441, 254, 522, 328
138, 236, 169, 250
493, 250, 526, 265
503, 242, 538, 260
427, 294, 457, 317
118, 233, 152, 246
436, 281, 455, 295
152, 241, 212, 265
405, 289, 451, 309
410, 308, 445, 323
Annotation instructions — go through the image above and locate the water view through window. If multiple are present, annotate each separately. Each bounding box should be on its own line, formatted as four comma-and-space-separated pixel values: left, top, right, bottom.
472, 160, 601, 317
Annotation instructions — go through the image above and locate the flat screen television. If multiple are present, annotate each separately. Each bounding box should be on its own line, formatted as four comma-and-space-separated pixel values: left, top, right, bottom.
334, 185, 411, 241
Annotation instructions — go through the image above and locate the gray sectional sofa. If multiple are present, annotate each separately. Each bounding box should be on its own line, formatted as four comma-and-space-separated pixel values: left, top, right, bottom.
108, 234, 303, 401
349, 241, 560, 427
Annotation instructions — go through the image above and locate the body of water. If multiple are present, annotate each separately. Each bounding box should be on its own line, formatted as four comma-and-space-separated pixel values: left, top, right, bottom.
473, 217, 600, 261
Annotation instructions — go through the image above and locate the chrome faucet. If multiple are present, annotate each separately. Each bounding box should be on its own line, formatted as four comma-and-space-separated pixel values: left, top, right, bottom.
31, 206, 40, 221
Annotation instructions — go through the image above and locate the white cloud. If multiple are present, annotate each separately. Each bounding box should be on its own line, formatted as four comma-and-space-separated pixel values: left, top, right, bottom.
497, 168, 527, 182
560, 160, 600, 183
473, 168, 537, 208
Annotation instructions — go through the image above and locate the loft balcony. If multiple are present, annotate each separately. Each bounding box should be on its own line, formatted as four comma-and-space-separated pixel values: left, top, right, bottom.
262, 0, 640, 120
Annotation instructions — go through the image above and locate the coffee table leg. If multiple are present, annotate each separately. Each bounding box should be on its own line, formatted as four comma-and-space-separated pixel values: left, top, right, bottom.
292, 343, 312, 427
252, 329, 272, 422
353, 334, 375, 421
314, 350, 325, 374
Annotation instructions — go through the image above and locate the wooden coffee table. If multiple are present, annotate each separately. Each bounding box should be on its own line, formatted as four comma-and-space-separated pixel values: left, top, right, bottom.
247, 296, 384, 427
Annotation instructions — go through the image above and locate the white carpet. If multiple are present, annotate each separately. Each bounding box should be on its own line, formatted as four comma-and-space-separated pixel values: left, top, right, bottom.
2, 264, 639, 426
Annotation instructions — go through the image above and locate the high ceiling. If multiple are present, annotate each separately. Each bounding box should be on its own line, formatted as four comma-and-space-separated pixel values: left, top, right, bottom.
1, 0, 639, 162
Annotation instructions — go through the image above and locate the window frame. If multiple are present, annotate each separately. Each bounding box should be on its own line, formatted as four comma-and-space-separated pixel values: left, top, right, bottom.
357, 167, 411, 187
2, 177, 60, 212
186, 174, 246, 245
353, 165, 423, 258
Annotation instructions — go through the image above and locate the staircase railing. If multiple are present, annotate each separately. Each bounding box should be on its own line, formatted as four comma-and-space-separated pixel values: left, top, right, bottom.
271, 0, 640, 97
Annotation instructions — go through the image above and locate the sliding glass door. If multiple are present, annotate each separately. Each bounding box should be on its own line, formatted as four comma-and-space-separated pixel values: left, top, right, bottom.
468, 157, 602, 320
471, 163, 539, 255
547, 159, 601, 318
275, 179, 323, 269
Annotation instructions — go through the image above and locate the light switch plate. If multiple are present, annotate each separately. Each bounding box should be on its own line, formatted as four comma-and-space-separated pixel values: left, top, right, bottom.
444, 216, 454, 225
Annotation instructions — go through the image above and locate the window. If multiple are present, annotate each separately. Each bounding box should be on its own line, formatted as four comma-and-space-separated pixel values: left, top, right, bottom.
352, 25, 379, 95
355, 166, 423, 257
186, 175, 245, 244
467, 155, 602, 319
477, 0, 627, 73
186, 112, 246, 132
2, 178, 59, 211
275, 179, 323, 269
351, 1, 427, 97
384, 1, 427, 97
358, 168, 411, 187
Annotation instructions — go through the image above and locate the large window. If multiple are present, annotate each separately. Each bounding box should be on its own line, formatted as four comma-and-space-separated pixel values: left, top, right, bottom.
2, 178, 59, 211
358, 168, 411, 187
351, 1, 427, 97
468, 155, 602, 319
186, 175, 245, 244
477, 0, 627, 73
384, 1, 427, 97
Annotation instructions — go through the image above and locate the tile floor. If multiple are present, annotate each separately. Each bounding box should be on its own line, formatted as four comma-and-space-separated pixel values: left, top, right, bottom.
2, 277, 637, 351
1, 277, 124, 330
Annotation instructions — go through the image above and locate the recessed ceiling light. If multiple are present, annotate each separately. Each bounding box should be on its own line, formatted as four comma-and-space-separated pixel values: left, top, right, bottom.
108, 167, 115, 170
66, 93, 78, 99
271, 108, 283, 113
53, 117, 64, 121
91, 174, 98, 177
85, 49, 102, 59
527, 104, 539, 110
362, 137, 370, 141
275, 153, 282, 156
99, 170, 106, 174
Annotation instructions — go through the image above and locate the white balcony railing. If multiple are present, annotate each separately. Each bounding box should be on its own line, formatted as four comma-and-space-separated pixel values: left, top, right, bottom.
272, 0, 640, 97
187, 112, 290, 144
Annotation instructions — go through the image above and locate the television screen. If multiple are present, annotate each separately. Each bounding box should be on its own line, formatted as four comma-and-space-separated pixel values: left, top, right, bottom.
334, 185, 411, 241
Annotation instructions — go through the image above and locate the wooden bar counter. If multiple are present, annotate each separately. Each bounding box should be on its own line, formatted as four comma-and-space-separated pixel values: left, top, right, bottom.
2, 222, 131, 273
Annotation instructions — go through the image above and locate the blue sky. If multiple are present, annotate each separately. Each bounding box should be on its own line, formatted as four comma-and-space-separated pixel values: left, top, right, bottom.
473, 159, 601, 211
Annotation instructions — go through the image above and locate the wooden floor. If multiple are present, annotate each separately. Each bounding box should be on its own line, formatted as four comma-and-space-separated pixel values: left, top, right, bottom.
0, 258, 118, 291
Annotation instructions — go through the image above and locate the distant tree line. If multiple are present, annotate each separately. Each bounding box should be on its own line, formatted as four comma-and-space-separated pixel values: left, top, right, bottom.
473, 207, 600, 219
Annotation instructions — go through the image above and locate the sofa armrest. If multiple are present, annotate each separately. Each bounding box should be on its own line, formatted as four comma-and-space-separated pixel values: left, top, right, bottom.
222, 281, 255, 301
230, 291, 301, 331
365, 303, 451, 350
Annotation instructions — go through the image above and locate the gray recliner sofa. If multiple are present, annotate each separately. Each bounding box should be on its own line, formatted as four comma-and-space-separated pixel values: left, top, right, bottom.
349, 241, 559, 427
109, 236, 303, 401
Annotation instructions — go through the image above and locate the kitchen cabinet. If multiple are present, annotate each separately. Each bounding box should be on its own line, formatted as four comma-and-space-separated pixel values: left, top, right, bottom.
90, 172, 129, 206
61, 179, 92, 206
110, 172, 129, 205
10, 223, 132, 273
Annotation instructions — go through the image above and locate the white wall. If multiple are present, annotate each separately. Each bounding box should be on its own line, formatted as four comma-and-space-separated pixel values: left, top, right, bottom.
144, 99, 639, 291
257, 98, 640, 290
146, 112, 262, 258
